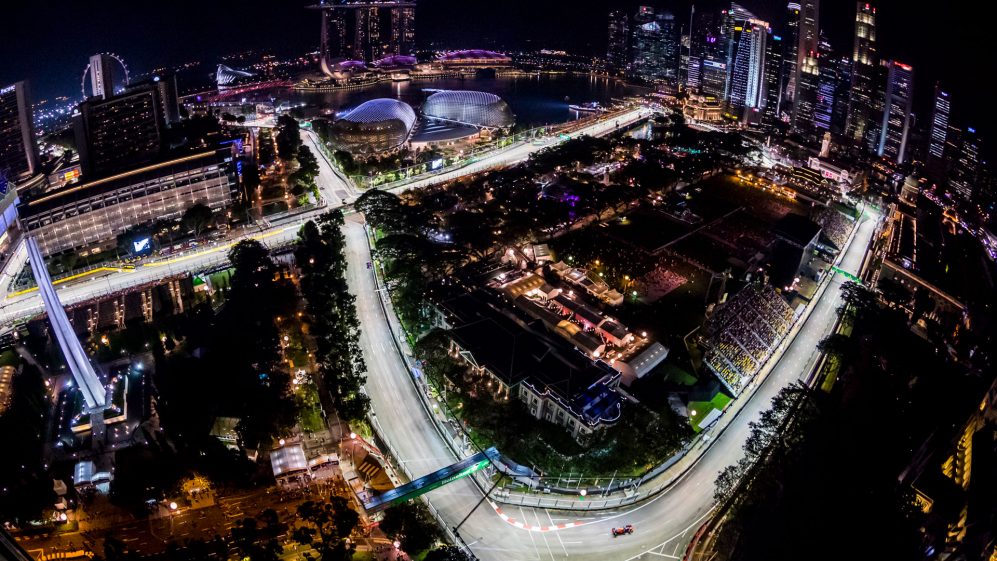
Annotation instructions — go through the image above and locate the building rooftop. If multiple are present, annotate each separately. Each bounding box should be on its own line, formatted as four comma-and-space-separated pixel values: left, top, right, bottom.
773, 213, 822, 248
410, 120, 480, 144
271, 443, 309, 477
19, 147, 232, 217
442, 289, 620, 419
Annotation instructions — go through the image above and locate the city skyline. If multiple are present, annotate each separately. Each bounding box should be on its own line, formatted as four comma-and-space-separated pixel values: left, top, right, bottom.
1, 1, 994, 136
0, 2, 995, 561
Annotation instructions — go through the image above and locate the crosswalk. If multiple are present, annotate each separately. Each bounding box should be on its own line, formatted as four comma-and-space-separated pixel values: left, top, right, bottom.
356, 457, 382, 479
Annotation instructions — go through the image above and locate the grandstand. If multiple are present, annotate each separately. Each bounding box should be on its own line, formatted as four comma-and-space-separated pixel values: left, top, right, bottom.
814, 207, 854, 251
703, 284, 795, 395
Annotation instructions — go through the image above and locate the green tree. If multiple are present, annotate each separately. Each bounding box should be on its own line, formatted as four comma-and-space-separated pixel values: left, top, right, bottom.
379, 502, 443, 555
181, 203, 213, 236
838, 280, 878, 323
816, 333, 857, 362
290, 145, 320, 196
355, 189, 410, 234
424, 546, 474, 561
295, 496, 359, 559
295, 212, 370, 422
275, 115, 301, 161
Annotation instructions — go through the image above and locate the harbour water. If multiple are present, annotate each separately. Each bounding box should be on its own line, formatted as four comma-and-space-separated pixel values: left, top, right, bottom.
273, 73, 648, 128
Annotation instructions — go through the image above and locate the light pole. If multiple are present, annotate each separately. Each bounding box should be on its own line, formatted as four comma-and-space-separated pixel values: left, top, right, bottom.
168, 501, 178, 536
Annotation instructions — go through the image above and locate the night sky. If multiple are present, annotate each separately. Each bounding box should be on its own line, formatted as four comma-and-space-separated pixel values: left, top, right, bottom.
2, 0, 993, 136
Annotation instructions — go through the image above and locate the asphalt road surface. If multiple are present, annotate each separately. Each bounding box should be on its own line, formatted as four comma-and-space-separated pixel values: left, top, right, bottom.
343, 210, 878, 561
1, 106, 879, 560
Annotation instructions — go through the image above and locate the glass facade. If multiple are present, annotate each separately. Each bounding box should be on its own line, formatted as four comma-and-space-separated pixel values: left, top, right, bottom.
606, 10, 630, 75
845, 2, 877, 145
422, 90, 514, 129
0, 81, 39, 183
330, 98, 416, 155
20, 149, 236, 256
877, 60, 914, 163
630, 10, 680, 83
728, 16, 768, 112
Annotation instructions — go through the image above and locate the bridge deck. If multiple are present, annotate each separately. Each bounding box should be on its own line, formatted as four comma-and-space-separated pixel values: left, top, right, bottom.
364, 447, 499, 513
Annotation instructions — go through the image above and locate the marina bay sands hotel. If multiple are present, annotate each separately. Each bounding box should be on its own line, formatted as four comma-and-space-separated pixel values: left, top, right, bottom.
309, 0, 416, 73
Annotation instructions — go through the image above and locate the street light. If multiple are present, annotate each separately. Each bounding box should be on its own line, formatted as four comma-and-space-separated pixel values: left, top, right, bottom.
169, 501, 178, 511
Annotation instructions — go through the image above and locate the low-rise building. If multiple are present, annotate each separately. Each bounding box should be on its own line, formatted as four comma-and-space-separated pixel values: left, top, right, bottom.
439, 291, 623, 440
683, 94, 723, 123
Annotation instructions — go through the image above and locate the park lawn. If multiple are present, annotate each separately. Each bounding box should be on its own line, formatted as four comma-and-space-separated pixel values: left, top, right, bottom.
299, 403, 325, 433
688, 391, 732, 433
820, 355, 841, 393
207, 268, 234, 290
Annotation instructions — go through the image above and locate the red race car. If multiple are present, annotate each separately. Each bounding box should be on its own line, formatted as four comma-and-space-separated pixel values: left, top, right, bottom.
612, 525, 635, 537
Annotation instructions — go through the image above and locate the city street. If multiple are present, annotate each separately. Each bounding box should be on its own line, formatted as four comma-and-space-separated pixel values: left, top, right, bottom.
0, 106, 881, 560
0, 106, 646, 327
343, 208, 879, 561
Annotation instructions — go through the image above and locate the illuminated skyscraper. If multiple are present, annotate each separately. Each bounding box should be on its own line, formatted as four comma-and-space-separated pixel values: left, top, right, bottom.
74, 81, 170, 178
792, 52, 819, 139
845, 2, 877, 149
312, 0, 416, 73
389, 4, 416, 57
727, 10, 769, 115
762, 31, 784, 124
630, 7, 681, 84
0, 81, 39, 185
926, 84, 951, 181
782, 2, 800, 102
812, 35, 845, 135
607, 9, 630, 76
877, 60, 914, 163
949, 127, 982, 203
689, 9, 726, 94
830, 56, 852, 136
794, 0, 819, 100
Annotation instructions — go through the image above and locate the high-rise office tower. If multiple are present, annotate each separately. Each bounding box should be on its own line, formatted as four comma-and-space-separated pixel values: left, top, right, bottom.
313, 0, 416, 74
88, 53, 126, 100
782, 2, 801, 102
689, 9, 726, 94
926, 84, 951, 181
630, 8, 681, 84
845, 2, 877, 147
949, 127, 982, 203
830, 56, 852, 136
74, 82, 170, 178
762, 30, 784, 124
0, 81, 40, 185
877, 60, 914, 163
727, 10, 769, 115
812, 35, 839, 134
607, 9, 630, 76
795, 0, 819, 91
658, 12, 682, 84
792, 52, 820, 140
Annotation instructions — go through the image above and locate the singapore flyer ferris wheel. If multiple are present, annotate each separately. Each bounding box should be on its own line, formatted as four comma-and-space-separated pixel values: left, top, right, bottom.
81, 53, 130, 98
